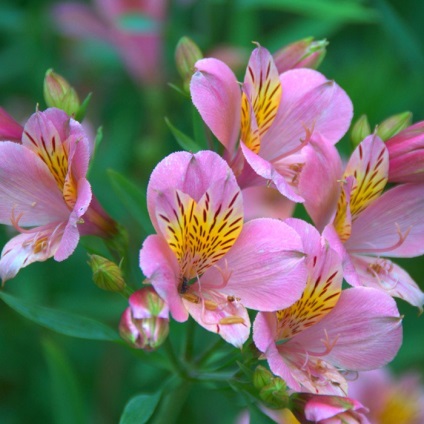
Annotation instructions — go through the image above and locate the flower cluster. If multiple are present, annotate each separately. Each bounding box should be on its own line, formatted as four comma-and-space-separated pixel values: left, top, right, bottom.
1, 38, 423, 423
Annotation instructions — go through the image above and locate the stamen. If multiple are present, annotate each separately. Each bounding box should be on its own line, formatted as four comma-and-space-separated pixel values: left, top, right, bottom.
349, 223, 411, 254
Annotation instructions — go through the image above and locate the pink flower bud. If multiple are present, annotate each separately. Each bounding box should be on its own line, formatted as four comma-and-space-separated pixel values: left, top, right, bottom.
119, 287, 169, 350
386, 121, 424, 183
273, 37, 327, 74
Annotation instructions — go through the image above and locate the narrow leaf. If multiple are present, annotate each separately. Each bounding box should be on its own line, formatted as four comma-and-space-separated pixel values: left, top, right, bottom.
119, 392, 162, 424
0, 291, 120, 342
107, 169, 154, 234
42, 338, 86, 424
165, 117, 202, 152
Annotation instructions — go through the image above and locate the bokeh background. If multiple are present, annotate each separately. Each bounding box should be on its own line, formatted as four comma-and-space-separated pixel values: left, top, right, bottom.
0, 0, 423, 423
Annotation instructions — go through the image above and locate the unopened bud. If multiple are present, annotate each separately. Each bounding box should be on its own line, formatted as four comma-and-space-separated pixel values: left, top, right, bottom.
273, 37, 328, 73
175, 36, 203, 93
259, 375, 290, 409
377, 111, 412, 141
253, 365, 274, 390
44, 69, 81, 116
351, 114, 371, 147
119, 287, 169, 350
88, 254, 126, 292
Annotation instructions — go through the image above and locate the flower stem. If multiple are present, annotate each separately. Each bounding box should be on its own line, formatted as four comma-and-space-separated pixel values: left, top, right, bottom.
163, 337, 189, 380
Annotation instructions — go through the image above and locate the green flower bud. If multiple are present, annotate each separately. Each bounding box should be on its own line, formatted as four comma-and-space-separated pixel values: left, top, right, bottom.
175, 36, 203, 93
253, 365, 274, 390
43, 69, 80, 116
259, 376, 290, 409
351, 114, 371, 147
88, 254, 126, 292
377, 111, 412, 141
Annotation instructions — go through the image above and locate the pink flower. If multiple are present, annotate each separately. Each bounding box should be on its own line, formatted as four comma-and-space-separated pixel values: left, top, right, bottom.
139, 150, 308, 347
349, 369, 424, 424
304, 134, 424, 309
385, 121, 424, 183
0, 107, 23, 142
0, 108, 115, 282
295, 393, 370, 424
52, 0, 166, 84
190, 46, 352, 202
253, 219, 402, 395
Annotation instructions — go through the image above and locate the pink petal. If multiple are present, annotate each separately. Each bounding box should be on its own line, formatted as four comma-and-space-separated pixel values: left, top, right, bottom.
0, 107, 23, 142
52, 3, 112, 41
183, 291, 250, 348
190, 58, 241, 154
201, 219, 307, 311
345, 183, 424, 257
350, 254, 424, 310
139, 235, 188, 322
241, 186, 295, 221
240, 142, 304, 202
147, 150, 241, 233
0, 142, 68, 226
54, 177, 92, 261
260, 69, 353, 160
299, 135, 343, 231
293, 287, 402, 371
0, 222, 66, 282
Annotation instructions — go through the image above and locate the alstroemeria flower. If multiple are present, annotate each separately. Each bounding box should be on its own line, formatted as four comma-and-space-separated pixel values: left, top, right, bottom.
139, 150, 308, 347
52, 0, 166, 84
295, 393, 370, 424
349, 369, 424, 424
253, 219, 402, 395
0, 108, 116, 282
190, 46, 352, 202
385, 121, 424, 183
304, 134, 424, 308
0, 107, 23, 142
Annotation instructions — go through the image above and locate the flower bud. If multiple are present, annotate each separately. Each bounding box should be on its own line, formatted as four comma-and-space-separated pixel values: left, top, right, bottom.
88, 254, 126, 292
350, 114, 371, 147
43, 69, 81, 116
386, 121, 424, 183
119, 287, 169, 351
253, 365, 274, 390
273, 37, 328, 74
175, 36, 203, 93
259, 375, 290, 409
377, 111, 412, 141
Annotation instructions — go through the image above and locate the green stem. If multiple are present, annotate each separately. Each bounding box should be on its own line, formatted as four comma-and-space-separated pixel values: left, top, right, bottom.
195, 337, 226, 367
163, 338, 189, 380
183, 317, 196, 362
150, 379, 192, 424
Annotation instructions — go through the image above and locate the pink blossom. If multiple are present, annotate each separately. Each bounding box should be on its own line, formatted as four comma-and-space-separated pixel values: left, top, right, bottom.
52, 0, 166, 84
139, 150, 308, 347
253, 219, 402, 395
0, 108, 115, 282
304, 134, 424, 309
0, 107, 23, 142
349, 369, 424, 424
385, 121, 424, 183
190, 46, 352, 202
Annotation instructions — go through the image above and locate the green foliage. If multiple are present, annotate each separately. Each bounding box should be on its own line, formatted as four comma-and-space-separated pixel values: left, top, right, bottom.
119, 392, 162, 424
0, 291, 120, 342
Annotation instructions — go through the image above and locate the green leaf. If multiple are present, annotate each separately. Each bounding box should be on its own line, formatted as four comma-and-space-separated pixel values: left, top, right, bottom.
42, 338, 86, 424
238, 0, 377, 23
165, 117, 202, 152
119, 392, 162, 424
107, 169, 153, 234
0, 291, 120, 342
74, 92, 92, 122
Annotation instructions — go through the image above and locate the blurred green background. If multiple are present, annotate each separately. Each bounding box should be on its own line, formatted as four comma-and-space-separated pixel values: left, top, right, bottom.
0, 0, 423, 423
